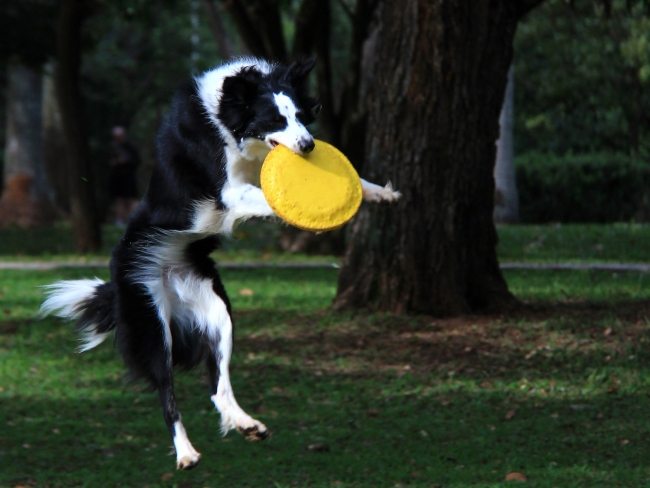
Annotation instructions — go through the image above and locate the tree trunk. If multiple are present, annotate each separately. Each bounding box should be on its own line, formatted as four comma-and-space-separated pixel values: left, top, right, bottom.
202, 0, 237, 59
493, 65, 519, 223
42, 62, 70, 213
0, 61, 56, 227
55, 0, 101, 252
334, 1, 522, 315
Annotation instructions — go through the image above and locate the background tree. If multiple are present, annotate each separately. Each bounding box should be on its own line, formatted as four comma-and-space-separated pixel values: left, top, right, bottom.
0, 62, 55, 227
0, 1, 58, 227
334, 1, 543, 314
55, 0, 101, 252
493, 66, 519, 223
513, 0, 650, 223
515, 0, 650, 155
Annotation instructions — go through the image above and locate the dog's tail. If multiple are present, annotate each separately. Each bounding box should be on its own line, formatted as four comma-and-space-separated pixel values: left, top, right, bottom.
41, 278, 117, 352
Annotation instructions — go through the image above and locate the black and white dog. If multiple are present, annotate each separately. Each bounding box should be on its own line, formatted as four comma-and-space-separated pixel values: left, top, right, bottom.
42, 57, 399, 470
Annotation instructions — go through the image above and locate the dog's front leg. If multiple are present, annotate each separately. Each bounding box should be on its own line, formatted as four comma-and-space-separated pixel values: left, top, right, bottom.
222, 183, 275, 218
361, 178, 401, 203
219, 182, 276, 232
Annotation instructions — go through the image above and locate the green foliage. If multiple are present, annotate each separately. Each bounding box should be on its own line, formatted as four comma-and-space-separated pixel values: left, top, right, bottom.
516, 0, 650, 155
515, 152, 650, 222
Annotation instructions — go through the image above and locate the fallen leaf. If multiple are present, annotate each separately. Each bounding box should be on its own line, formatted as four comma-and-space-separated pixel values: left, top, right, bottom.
160, 472, 174, 482
239, 288, 254, 296
504, 409, 517, 420
524, 349, 537, 360
307, 443, 330, 452
603, 327, 613, 337
505, 471, 527, 482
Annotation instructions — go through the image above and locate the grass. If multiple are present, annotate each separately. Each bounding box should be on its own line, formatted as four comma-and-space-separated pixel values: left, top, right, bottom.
0, 221, 335, 265
1, 222, 649, 264
1, 223, 649, 486
497, 223, 650, 263
1, 261, 650, 486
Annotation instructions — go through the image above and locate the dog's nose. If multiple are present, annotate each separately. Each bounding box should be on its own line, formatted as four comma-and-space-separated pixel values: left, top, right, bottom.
299, 138, 315, 154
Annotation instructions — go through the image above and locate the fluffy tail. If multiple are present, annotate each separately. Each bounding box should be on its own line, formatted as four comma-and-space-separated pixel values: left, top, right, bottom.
41, 278, 116, 352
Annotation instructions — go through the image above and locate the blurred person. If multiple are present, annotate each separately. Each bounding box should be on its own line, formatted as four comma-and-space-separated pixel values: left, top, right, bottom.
109, 126, 140, 226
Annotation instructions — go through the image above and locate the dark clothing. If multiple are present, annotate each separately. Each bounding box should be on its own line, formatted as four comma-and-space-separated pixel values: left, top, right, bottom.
109, 141, 140, 198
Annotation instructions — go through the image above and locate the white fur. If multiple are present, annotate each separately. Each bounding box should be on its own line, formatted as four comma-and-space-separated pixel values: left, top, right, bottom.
209, 309, 267, 437
41, 278, 110, 352
361, 178, 402, 203
265, 93, 313, 154
77, 330, 111, 353
195, 58, 278, 233
41, 278, 104, 318
190, 199, 225, 234
173, 419, 201, 469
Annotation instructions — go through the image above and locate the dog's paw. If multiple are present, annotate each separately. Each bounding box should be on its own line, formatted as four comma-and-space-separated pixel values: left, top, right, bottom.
237, 420, 270, 442
176, 451, 201, 470
363, 181, 402, 203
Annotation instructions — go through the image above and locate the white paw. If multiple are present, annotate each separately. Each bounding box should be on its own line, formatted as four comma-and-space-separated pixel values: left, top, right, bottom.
363, 181, 401, 203
176, 449, 201, 470
235, 417, 270, 442
173, 420, 201, 470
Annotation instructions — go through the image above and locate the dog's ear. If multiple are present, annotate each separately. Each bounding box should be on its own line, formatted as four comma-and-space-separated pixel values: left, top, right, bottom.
222, 67, 261, 106
286, 55, 316, 87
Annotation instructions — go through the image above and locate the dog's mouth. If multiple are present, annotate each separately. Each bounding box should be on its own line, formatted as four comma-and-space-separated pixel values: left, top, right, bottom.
268, 139, 279, 148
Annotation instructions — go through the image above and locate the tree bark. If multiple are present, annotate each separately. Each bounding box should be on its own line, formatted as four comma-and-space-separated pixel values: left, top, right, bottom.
42, 62, 70, 213
55, 0, 101, 252
0, 61, 56, 227
218, 0, 286, 60
334, 0, 522, 315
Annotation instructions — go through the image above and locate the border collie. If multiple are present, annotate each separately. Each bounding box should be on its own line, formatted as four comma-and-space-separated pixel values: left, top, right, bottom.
42, 57, 400, 470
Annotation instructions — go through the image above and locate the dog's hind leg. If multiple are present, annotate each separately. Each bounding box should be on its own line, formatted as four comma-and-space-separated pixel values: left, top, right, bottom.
203, 284, 269, 441
156, 372, 201, 470
207, 343, 269, 441
132, 307, 201, 470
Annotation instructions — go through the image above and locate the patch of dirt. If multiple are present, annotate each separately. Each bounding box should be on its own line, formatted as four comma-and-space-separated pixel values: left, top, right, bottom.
237, 300, 650, 378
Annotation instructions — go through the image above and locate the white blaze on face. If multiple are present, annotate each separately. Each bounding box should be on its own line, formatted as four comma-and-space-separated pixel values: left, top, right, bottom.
265, 92, 313, 154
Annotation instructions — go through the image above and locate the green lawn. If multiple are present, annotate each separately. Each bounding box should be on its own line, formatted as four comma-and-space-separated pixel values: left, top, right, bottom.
497, 223, 650, 263
1, 222, 649, 264
1, 262, 649, 486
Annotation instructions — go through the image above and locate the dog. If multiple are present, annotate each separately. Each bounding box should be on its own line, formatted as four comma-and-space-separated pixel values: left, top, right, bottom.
42, 57, 400, 470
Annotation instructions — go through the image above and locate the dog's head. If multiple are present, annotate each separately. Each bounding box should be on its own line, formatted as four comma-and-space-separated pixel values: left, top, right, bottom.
218, 58, 321, 155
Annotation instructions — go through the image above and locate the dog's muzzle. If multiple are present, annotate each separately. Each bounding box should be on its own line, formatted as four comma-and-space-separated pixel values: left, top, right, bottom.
298, 138, 315, 154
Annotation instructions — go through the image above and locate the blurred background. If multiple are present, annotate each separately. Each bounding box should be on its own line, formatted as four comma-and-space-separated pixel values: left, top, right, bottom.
1, 0, 648, 252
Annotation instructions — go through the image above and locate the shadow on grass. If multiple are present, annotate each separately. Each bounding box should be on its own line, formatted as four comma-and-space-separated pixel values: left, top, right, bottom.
235, 301, 650, 382
2, 300, 650, 486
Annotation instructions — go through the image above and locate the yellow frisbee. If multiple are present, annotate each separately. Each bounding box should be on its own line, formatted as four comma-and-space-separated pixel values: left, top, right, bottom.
261, 139, 362, 232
